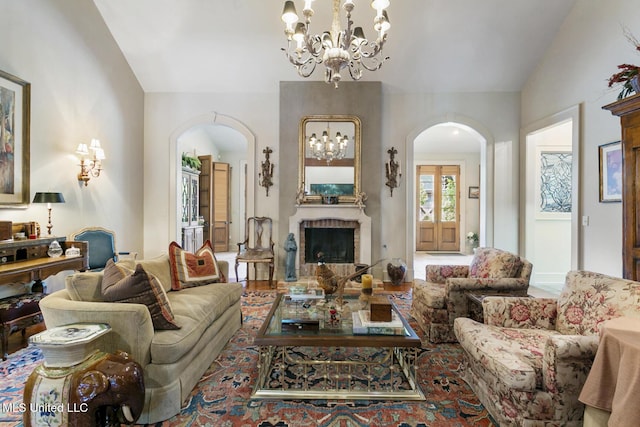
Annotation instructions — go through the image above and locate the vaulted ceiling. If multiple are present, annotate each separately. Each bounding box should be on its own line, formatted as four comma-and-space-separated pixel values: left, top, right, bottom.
93, 0, 577, 94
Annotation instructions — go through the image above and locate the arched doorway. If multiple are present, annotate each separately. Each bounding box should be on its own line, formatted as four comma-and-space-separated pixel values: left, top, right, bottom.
522, 105, 581, 293
169, 113, 255, 246
405, 116, 494, 280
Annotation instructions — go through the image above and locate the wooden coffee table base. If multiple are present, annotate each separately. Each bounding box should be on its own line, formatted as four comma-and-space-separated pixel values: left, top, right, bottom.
252, 345, 425, 401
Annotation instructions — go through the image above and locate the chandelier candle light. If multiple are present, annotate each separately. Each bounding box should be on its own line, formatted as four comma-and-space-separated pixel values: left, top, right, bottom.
281, 0, 391, 88
308, 123, 349, 163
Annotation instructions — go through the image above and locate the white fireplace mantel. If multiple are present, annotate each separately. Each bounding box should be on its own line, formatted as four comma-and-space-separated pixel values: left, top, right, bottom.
289, 205, 372, 271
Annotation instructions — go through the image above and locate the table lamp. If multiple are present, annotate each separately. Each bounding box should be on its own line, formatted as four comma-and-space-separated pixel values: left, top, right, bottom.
32, 192, 65, 236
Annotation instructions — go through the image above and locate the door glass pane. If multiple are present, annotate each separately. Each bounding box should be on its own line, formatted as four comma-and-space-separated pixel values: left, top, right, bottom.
419, 174, 434, 222
440, 175, 457, 222
181, 175, 189, 223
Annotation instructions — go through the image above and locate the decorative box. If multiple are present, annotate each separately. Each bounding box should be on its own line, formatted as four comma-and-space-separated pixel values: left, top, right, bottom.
370, 295, 392, 322
0, 221, 11, 241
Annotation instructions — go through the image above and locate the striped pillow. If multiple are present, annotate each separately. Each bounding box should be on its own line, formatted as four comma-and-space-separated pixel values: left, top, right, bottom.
168, 240, 225, 290
101, 259, 179, 330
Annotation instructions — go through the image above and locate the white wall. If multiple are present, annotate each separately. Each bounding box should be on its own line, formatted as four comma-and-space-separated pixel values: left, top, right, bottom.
144, 88, 521, 279
521, 0, 640, 276
385, 92, 521, 276
143, 93, 278, 259
0, 2, 144, 259
525, 121, 573, 290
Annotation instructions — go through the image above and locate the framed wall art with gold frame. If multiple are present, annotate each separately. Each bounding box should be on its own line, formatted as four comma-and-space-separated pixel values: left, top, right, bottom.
0, 69, 30, 208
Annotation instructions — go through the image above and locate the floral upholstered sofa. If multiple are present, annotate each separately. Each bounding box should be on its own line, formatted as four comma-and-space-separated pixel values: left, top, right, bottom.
453, 270, 640, 427
410, 247, 532, 343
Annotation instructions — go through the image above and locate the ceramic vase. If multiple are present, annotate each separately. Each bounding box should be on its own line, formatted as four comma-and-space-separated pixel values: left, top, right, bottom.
386, 258, 407, 285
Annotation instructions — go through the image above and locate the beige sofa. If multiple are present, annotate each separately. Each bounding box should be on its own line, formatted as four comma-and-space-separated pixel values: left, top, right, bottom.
453, 270, 640, 426
39, 255, 243, 424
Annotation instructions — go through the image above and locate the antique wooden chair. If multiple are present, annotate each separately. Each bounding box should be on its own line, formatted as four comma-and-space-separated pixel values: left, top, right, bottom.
235, 217, 275, 287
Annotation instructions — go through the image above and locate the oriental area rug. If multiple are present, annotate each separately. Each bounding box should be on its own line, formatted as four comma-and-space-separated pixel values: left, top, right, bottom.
0, 291, 496, 427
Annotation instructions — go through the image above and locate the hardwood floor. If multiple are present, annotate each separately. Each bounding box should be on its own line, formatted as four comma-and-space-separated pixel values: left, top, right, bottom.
5, 280, 412, 360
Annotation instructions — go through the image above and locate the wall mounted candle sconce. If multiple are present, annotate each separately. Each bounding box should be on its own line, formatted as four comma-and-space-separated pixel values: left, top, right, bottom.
385, 146, 401, 196
259, 146, 274, 196
76, 138, 105, 186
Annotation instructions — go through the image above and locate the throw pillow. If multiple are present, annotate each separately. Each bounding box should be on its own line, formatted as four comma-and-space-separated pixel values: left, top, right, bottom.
168, 240, 225, 290
469, 248, 522, 279
101, 259, 180, 330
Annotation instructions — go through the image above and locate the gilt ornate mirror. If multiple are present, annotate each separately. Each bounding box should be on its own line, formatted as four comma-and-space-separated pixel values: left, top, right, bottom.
298, 115, 361, 204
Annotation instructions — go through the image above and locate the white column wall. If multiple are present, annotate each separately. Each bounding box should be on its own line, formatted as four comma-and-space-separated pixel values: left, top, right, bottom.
521, 0, 640, 276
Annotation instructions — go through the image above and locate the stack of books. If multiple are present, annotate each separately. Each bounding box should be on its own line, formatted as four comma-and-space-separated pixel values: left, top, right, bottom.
352, 310, 405, 335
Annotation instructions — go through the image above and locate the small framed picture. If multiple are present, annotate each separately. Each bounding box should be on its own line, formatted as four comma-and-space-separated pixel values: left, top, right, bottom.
599, 141, 622, 203
468, 186, 479, 199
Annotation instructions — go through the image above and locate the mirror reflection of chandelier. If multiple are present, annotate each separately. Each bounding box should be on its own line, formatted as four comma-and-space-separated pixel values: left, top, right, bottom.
308, 124, 350, 163
281, 0, 391, 88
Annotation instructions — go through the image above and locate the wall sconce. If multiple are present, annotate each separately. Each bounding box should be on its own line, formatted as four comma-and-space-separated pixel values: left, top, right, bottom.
259, 146, 274, 196
385, 146, 402, 196
76, 138, 105, 186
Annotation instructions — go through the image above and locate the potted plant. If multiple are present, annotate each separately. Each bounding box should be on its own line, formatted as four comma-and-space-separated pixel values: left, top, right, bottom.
466, 232, 479, 252
608, 28, 640, 99
181, 153, 201, 171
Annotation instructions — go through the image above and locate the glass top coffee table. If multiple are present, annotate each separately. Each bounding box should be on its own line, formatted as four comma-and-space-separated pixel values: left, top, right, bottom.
252, 293, 425, 400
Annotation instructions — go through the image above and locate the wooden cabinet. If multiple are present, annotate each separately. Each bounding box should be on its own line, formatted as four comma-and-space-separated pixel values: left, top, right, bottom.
181, 168, 200, 226
181, 225, 203, 253
604, 94, 640, 280
198, 156, 231, 252
0, 238, 88, 292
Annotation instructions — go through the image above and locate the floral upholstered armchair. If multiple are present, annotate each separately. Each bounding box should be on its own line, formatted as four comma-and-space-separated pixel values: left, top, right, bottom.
410, 247, 532, 343
453, 271, 640, 427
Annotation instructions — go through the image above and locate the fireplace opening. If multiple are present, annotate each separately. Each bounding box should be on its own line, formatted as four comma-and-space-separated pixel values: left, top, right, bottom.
304, 228, 355, 264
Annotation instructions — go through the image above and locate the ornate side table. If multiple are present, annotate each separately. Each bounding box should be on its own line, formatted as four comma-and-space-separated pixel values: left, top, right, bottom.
23, 323, 145, 427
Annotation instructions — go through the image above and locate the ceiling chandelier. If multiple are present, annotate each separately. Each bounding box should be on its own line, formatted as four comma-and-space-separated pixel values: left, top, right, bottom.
308, 124, 349, 162
281, 0, 391, 88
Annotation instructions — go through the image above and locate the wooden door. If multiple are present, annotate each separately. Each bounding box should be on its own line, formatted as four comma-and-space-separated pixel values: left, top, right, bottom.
199, 156, 213, 243
416, 165, 460, 252
212, 162, 230, 252
199, 156, 231, 252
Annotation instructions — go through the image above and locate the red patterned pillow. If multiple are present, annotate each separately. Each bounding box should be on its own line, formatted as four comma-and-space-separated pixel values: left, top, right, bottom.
168, 240, 225, 290
101, 259, 180, 330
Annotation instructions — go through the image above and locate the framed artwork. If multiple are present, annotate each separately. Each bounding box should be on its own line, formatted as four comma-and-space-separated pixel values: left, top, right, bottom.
468, 186, 479, 199
599, 141, 622, 203
538, 151, 572, 214
0, 70, 30, 208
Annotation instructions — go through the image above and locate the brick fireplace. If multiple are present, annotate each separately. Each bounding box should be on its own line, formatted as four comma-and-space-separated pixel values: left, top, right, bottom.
289, 205, 371, 277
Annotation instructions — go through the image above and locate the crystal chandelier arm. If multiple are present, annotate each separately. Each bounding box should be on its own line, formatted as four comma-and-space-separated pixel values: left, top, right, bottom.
282, 35, 323, 78
349, 35, 389, 75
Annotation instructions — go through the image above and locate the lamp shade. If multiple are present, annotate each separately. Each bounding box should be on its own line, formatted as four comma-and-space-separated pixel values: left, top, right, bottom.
32, 192, 65, 204
282, 1, 298, 24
